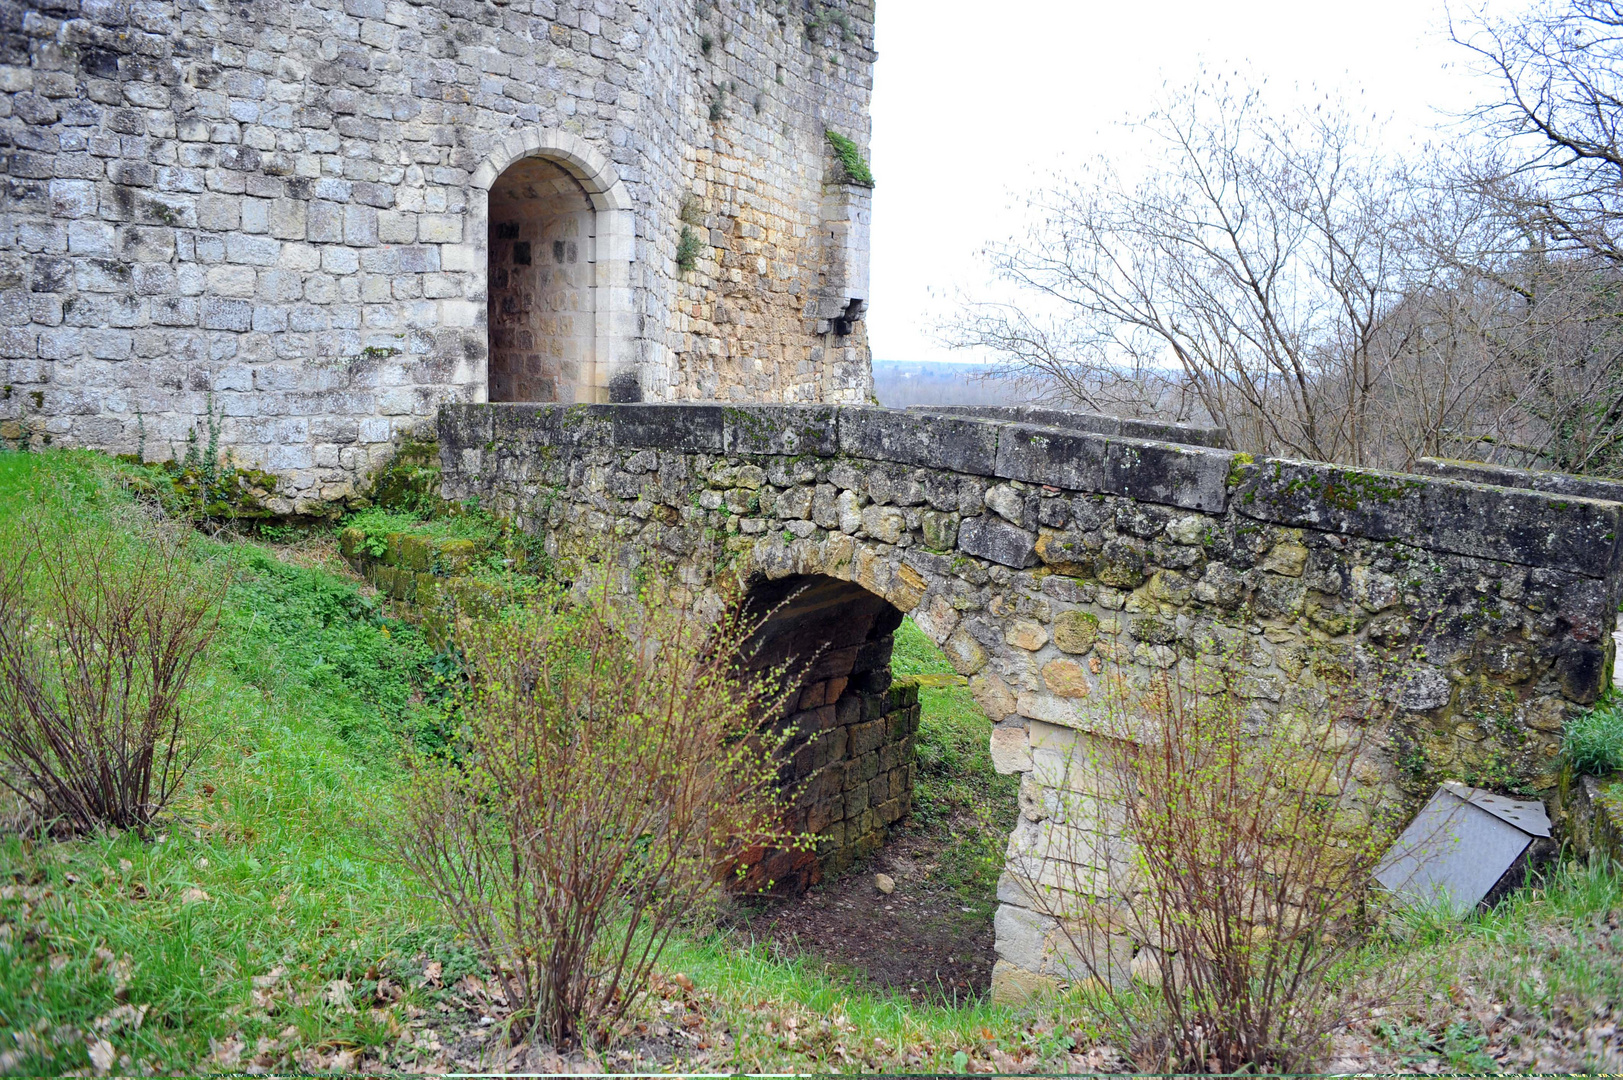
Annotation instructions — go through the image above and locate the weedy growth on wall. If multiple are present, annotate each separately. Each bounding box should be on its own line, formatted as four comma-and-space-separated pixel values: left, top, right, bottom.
826, 130, 874, 187
677, 226, 706, 273
1566, 693, 1623, 778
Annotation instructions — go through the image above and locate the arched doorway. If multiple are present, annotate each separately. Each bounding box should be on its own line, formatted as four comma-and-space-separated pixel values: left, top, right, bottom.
486, 157, 596, 403
465, 129, 636, 405
739, 573, 911, 893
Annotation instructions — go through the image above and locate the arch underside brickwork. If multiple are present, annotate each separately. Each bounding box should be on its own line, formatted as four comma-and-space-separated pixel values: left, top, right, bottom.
740, 575, 912, 893
439, 401, 1622, 1004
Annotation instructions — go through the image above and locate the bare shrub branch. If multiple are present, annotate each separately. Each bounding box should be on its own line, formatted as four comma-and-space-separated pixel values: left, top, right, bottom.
0, 520, 222, 834
394, 572, 807, 1048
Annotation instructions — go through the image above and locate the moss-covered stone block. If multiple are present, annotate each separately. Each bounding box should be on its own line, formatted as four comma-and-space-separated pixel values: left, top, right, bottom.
436, 538, 480, 572
396, 533, 432, 572
1054, 609, 1100, 654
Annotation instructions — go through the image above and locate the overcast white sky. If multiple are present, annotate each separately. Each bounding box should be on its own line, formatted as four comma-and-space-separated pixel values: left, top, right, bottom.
866, 0, 1510, 365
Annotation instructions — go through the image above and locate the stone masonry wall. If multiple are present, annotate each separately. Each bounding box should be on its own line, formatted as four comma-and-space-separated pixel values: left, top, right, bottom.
437, 402, 1623, 1002
0, 0, 876, 511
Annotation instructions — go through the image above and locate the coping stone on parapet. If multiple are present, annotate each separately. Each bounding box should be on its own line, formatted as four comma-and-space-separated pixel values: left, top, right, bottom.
910, 405, 1231, 450
1414, 457, 1623, 506
837, 406, 1001, 475
1236, 457, 1623, 577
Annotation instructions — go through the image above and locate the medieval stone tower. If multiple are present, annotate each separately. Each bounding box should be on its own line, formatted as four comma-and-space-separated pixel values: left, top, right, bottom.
0, 0, 876, 509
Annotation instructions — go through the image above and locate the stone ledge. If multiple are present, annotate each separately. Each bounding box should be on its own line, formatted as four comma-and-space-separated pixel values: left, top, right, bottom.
912, 404, 1231, 449
442, 405, 1623, 575
837, 407, 1001, 474
444, 403, 1234, 511
1415, 457, 1623, 505
1235, 458, 1623, 577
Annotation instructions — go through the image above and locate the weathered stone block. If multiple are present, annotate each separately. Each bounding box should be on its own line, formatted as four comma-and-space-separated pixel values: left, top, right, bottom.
849, 718, 885, 757
838, 408, 1000, 475
1042, 658, 1091, 697
958, 515, 1037, 568
861, 503, 906, 544
724, 404, 840, 456
990, 725, 1032, 775
1053, 609, 1100, 654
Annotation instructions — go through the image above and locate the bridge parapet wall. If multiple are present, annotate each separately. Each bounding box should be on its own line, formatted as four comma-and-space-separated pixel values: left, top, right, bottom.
439, 402, 1623, 1001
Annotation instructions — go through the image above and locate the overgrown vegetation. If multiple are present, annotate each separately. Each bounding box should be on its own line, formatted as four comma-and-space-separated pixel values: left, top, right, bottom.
1016, 649, 1402, 1073
1566, 692, 1623, 777
891, 617, 1016, 907
826, 130, 874, 187
0, 449, 1618, 1073
0, 452, 457, 1074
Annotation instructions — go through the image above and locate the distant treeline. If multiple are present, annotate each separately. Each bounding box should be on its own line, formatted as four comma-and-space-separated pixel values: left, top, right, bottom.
872, 362, 1035, 409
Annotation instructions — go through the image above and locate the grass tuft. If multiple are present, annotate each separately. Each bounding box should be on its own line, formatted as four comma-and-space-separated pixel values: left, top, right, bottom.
1566, 692, 1623, 776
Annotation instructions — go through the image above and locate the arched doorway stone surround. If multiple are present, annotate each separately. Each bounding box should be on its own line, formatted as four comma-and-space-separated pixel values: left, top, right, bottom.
457, 129, 637, 404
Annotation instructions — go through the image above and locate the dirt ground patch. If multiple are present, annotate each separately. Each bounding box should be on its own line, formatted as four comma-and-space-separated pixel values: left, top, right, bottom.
725, 815, 998, 1004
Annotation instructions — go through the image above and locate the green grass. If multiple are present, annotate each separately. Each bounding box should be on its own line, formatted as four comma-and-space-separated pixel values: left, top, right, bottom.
1566, 691, 1623, 777
0, 452, 456, 1073
891, 618, 1018, 907
0, 452, 1034, 1073
338, 502, 549, 582
341, 505, 500, 545
1361, 858, 1623, 1072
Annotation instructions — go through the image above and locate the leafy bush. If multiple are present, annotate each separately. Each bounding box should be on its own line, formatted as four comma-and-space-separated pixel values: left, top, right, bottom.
395, 576, 806, 1046
1565, 694, 1623, 777
0, 519, 221, 833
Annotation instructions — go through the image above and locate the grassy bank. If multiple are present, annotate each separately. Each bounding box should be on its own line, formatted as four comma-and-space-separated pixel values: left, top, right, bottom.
0, 449, 1618, 1074
0, 451, 1044, 1074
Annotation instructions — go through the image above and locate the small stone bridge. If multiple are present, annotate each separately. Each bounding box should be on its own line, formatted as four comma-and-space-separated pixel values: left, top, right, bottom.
438, 401, 1623, 1001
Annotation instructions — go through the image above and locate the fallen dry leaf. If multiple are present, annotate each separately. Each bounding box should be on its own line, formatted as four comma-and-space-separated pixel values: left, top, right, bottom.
92, 1003, 147, 1034
87, 1038, 114, 1075
209, 1034, 244, 1068
250, 965, 286, 989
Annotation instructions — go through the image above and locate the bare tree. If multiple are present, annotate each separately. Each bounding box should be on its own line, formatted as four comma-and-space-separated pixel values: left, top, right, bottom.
947, 71, 1623, 475
1444, 2, 1623, 473
945, 80, 1460, 466
1452, 0, 1623, 265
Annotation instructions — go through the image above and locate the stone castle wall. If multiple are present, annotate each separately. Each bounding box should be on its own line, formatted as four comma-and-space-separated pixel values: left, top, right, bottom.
0, 0, 876, 511
436, 401, 1623, 1002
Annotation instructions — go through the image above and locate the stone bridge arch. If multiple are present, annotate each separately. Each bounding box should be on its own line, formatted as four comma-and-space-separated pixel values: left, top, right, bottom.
439, 401, 1623, 1003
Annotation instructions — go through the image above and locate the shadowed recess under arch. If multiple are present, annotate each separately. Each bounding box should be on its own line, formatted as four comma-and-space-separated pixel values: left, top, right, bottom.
737, 573, 917, 894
